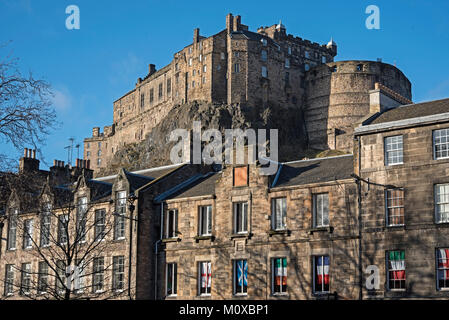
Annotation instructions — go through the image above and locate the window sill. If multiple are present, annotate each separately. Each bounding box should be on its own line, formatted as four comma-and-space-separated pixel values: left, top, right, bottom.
162, 237, 181, 243
268, 229, 291, 237
194, 235, 215, 243
308, 226, 333, 235
271, 293, 288, 297
386, 225, 405, 230
230, 233, 252, 240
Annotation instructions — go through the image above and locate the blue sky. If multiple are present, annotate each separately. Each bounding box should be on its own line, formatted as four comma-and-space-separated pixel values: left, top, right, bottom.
1, 0, 449, 169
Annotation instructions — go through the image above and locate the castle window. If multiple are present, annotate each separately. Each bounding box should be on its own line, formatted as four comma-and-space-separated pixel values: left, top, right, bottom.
193, 70, 196, 76
261, 50, 267, 61
98, 150, 101, 156
322, 56, 327, 64
384, 135, 403, 166
234, 52, 240, 58
189, 58, 193, 66
331, 66, 337, 72
150, 89, 154, 103
221, 52, 225, 60
158, 83, 163, 99
202, 76, 206, 84
167, 79, 171, 95
192, 81, 195, 88
285, 58, 290, 69
97, 158, 102, 166
199, 54, 202, 62
234, 63, 240, 73
356, 64, 363, 71
261, 38, 267, 46
199, 42, 202, 50
305, 64, 310, 72
203, 65, 207, 73
98, 142, 101, 148
188, 47, 192, 54
305, 51, 310, 59
261, 66, 268, 78
175, 63, 179, 71
87, 143, 90, 149
140, 93, 145, 108
288, 46, 292, 55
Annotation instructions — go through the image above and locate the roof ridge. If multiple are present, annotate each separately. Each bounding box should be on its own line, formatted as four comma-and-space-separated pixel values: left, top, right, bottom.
283, 154, 353, 165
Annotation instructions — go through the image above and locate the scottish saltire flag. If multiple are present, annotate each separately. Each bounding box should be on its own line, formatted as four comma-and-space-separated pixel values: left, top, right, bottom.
237, 260, 248, 287
201, 262, 211, 288
275, 258, 287, 286
316, 256, 329, 285
389, 251, 405, 280
438, 248, 449, 279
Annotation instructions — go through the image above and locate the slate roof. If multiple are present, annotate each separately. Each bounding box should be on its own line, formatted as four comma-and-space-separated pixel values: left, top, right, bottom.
272, 155, 354, 188
368, 98, 449, 125
166, 172, 220, 200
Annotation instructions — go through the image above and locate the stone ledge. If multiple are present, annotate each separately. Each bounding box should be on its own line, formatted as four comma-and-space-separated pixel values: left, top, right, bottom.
308, 226, 334, 235
194, 235, 215, 243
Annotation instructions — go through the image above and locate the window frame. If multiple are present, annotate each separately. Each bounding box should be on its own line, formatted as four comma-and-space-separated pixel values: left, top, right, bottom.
7, 208, 18, 250
20, 263, 31, 296
271, 257, 288, 295
386, 250, 406, 291
4, 264, 14, 296
76, 196, 88, 243
40, 204, 51, 247
112, 256, 125, 292
22, 219, 33, 249
198, 261, 212, 296
165, 209, 178, 239
313, 193, 329, 228
233, 202, 249, 235
271, 198, 287, 231
313, 255, 330, 295
38, 261, 49, 295
233, 259, 248, 296
436, 248, 449, 291
433, 128, 449, 160
92, 257, 105, 293
166, 262, 178, 297
94, 209, 106, 242
384, 135, 404, 166
114, 191, 127, 240
435, 183, 449, 224
198, 205, 213, 236
385, 188, 405, 227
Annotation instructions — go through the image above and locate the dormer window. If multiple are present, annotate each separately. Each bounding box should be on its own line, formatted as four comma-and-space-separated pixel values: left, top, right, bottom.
77, 197, 88, 242
7, 208, 18, 250
114, 191, 127, 240
40, 203, 51, 247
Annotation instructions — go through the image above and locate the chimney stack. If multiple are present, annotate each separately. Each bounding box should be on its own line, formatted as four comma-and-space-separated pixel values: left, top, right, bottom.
149, 64, 156, 76
233, 15, 241, 32
193, 28, 200, 43
19, 148, 40, 174
226, 13, 234, 34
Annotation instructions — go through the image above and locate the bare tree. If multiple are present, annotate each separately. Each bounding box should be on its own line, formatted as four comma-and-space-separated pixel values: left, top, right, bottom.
0, 42, 57, 168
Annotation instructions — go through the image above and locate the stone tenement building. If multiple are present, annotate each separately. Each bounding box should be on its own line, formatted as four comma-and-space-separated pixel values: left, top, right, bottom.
84, 13, 412, 172
2, 98, 449, 300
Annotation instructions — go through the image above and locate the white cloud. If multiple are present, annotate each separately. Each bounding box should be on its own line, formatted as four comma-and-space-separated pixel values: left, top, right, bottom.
51, 87, 72, 111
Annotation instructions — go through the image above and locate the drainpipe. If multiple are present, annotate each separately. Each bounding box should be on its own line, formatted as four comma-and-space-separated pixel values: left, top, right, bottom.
128, 202, 135, 300
154, 202, 164, 300
356, 135, 363, 300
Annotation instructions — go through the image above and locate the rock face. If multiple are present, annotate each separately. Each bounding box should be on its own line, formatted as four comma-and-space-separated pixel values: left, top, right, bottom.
96, 101, 309, 176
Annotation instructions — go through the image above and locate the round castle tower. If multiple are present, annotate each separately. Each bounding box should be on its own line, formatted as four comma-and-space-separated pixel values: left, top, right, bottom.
304, 60, 412, 152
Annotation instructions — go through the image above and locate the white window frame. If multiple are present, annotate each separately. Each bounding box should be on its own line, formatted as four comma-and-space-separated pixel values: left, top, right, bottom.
38, 261, 49, 294
436, 248, 449, 291
58, 214, 69, 245
233, 202, 248, 234
433, 128, 449, 160
4, 264, 14, 296
115, 191, 127, 240
20, 263, 31, 296
385, 188, 405, 227
166, 263, 177, 297
386, 250, 406, 291
40, 203, 51, 247
113, 256, 125, 292
271, 198, 287, 231
198, 261, 212, 296
94, 209, 106, 242
22, 219, 33, 249
77, 197, 88, 243
198, 205, 212, 236
233, 260, 248, 296
166, 209, 178, 239
271, 257, 288, 295
262, 66, 268, 78
313, 193, 329, 228
7, 209, 18, 250
384, 135, 404, 166
435, 184, 449, 224
313, 255, 330, 294
92, 257, 105, 293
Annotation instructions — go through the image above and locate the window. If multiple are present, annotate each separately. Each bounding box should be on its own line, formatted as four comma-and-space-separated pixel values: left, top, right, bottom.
22, 219, 33, 249
356, 64, 363, 71
437, 248, 449, 290
272, 198, 287, 231
233, 202, 248, 234
97, 158, 102, 166
199, 54, 202, 62
436, 184, 449, 223
41, 203, 51, 247
188, 47, 192, 54
321, 56, 326, 64
87, 143, 90, 149
433, 128, 449, 159
198, 261, 211, 296
385, 135, 403, 165
234, 51, 240, 58
203, 65, 207, 73
386, 189, 405, 226
261, 50, 267, 61
20, 263, 31, 296
38, 261, 49, 294
140, 93, 145, 108
313, 256, 330, 294
261, 38, 267, 46
198, 205, 212, 236
166, 263, 177, 296
285, 58, 290, 69
86, 151, 91, 157
387, 250, 406, 290
92, 257, 104, 293
94, 209, 106, 241
166, 209, 178, 238
4, 265, 14, 296
272, 258, 287, 295
158, 83, 163, 99
221, 52, 225, 60
305, 51, 310, 59
262, 66, 268, 78
113, 256, 125, 292
192, 81, 195, 88
7, 209, 18, 250
202, 76, 206, 84
234, 63, 240, 73
288, 46, 292, 55
58, 214, 68, 245
115, 191, 126, 240
77, 197, 87, 242
56, 260, 66, 294
167, 78, 171, 95
233, 260, 248, 295
313, 193, 329, 228
233, 166, 248, 187
75, 259, 85, 294
149, 88, 154, 103
304, 64, 310, 71
98, 150, 102, 156
189, 58, 192, 66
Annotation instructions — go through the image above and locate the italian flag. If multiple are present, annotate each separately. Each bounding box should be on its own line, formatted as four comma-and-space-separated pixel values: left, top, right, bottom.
275, 258, 287, 286
389, 251, 405, 280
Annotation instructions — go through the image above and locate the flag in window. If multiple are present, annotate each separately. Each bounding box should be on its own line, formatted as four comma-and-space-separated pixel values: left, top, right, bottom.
237, 260, 248, 287
316, 256, 329, 285
275, 258, 287, 286
201, 262, 211, 289
389, 251, 405, 280
438, 248, 449, 280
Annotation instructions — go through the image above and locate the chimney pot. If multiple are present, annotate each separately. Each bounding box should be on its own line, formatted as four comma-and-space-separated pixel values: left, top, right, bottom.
32, 149, 36, 159
24, 148, 28, 157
